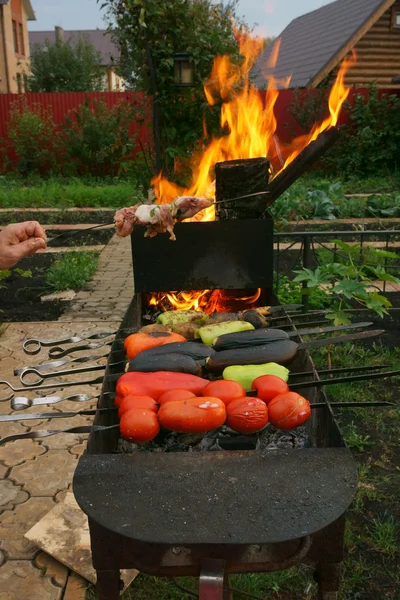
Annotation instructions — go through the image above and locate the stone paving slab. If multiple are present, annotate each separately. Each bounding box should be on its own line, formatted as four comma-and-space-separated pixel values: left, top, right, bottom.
59, 234, 134, 322
0, 227, 134, 598
0, 321, 124, 600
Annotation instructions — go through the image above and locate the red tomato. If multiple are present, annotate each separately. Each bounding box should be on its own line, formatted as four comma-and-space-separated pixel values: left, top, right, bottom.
120, 408, 160, 443
268, 392, 311, 431
251, 375, 290, 405
118, 395, 159, 418
158, 389, 196, 405
202, 380, 246, 406
158, 397, 226, 434
226, 397, 268, 434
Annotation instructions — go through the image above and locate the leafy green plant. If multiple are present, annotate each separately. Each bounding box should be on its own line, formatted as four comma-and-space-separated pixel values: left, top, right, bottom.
4, 99, 58, 175
58, 100, 137, 177
45, 251, 99, 291
343, 423, 374, 452
324, 85, 400, 176
276, 275, 331, 309
367, 513, 399, 557
0, 268, 32, 289
294, 240, 400, 324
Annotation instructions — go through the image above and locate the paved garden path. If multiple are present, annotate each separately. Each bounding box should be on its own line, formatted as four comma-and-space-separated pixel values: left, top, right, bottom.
0, 234, 136, 598
58, 233, 134, 322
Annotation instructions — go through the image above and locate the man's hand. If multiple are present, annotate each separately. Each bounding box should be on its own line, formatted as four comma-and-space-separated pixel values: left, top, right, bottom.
0, 221, 47, 270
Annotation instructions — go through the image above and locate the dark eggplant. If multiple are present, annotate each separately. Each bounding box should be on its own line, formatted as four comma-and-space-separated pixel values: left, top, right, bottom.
207, 330, 384, 373
128, 353, 202, 376
206, 340, 297, 373
134, 341, 216, 362
240, 310, 268, 329
212, 328, 289, 351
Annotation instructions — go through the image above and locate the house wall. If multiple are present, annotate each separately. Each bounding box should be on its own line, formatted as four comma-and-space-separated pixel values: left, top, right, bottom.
105, 68, 125, 92
347, 0, 400, 87
0, 0, 31, 93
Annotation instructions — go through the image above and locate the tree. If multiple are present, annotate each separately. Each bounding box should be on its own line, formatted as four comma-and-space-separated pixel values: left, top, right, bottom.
100, 0, 249, 177
29, 36, 105, 92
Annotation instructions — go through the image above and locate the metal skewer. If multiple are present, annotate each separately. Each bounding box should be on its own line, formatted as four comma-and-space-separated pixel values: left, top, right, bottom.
10, 393, 104, 411
0, 376, 105, 403
14, 353, 111, 377
0, 424, 118, 446
1, 400, 396, 424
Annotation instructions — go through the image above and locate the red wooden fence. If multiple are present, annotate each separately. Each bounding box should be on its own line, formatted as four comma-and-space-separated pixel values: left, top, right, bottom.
0, 88, 398, 167
0, 91, 153, 151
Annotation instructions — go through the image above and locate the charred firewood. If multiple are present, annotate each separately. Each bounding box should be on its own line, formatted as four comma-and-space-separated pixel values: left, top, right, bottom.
215, 157, 271, 219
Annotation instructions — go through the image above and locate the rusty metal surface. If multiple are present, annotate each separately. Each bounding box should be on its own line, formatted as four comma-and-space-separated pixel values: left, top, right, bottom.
74, 447, 357, 546
130, 219, 274, 293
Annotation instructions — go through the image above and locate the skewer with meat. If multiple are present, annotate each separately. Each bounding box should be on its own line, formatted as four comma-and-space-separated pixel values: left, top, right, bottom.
114, 196, 213, 241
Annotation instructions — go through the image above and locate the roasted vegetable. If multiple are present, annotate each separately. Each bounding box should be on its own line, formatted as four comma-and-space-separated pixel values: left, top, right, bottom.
226, 397, 268, 433
268, 392, 311, 430
212, 328, 289, 351
240, 310, 268, 329
120, 408, 160, 443
124, 331, 186, 360
206, 309, 269, 328
128, 353, 202, 376
171, 322, 200, 340
202, 380, 246, 407
118, 395, 159, 418
251, 375, 290, 405
139, 324, 171, 334
196, 321, 255, 346
222, 363, 290, 392
157, 310, 207, 327
158, 397, 226, 434
158, 389, 196, 405
115, 371, 209, 405
133, 341, 215, 362
206, 340, 297, 373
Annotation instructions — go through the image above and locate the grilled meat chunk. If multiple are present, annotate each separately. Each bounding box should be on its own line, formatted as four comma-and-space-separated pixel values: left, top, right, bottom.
114, 196, 213, 240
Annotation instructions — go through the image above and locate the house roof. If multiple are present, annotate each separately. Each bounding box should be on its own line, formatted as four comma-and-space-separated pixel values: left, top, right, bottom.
23, 0, 36, 20
0, 0, 35, 19
252, 0, 396, 89
28, 29, 119, 65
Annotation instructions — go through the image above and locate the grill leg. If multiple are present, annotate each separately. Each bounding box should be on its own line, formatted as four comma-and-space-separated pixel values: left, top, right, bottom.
199, 559, 231, 600
96, 569, 122, 600
315, 562, 341, 600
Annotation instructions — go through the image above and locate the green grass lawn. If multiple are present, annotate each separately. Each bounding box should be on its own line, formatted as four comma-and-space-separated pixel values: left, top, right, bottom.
0, 173, 399, 214
0, 177, 144, 209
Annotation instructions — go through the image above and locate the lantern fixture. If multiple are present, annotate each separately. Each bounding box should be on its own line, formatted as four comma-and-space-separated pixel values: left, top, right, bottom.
173, 52, 195, 87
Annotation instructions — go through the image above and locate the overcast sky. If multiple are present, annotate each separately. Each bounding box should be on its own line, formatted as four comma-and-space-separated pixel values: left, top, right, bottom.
29, 0, 331, 37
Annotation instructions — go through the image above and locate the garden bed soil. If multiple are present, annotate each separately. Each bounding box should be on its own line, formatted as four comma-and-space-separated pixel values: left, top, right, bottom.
0, 253, 70, 321
45, 227, 114, 247
0, 226, 112, 322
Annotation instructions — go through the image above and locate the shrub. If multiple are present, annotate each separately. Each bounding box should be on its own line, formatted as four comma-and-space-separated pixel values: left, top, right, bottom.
324, 85, 400, 176
5, 99, 57, 175
286, 84, 400, 177
58, 99, 137, 177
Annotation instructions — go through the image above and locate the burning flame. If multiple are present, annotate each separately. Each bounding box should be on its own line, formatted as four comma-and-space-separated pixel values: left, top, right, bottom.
148, 289, 261, 314
150, 38, 355, 313
278, 53, 356, 171
152, 36, 354, 214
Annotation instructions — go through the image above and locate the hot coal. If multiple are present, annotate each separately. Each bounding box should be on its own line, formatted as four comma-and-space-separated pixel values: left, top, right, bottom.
116, 424, 309, 455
